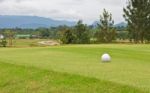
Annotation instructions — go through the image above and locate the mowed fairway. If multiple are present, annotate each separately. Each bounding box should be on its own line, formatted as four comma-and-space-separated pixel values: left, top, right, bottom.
0, 44, 150, 93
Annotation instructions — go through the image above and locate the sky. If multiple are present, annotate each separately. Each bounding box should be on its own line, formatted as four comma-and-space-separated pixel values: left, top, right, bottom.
0, 0, 127, 24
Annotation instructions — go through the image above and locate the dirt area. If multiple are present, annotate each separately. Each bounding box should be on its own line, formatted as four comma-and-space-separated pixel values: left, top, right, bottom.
38, 40, 60, 46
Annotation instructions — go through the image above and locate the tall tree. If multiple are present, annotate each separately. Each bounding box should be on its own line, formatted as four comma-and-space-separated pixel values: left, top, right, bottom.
4, 30, 15, 47
123, 0, 150, 43
95, 9, 116, 43
74, 20, 90, 44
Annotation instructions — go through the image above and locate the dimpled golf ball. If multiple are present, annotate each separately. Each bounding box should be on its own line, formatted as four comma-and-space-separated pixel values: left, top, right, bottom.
101, 53, 111, 62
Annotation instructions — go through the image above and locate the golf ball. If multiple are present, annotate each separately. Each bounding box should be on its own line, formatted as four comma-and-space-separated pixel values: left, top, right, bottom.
101, 53, 111, 62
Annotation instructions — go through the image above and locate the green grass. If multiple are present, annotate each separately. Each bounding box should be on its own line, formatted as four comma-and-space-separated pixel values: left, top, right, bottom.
11, 39, 48, 47
0, 62, 143, 93
0, 44, 150, 92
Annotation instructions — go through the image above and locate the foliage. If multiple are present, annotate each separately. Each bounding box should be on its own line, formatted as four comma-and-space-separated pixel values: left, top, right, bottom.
95, 9, 116, 43
116, 26, 127, 31
74, 20, 90, 44
4, 30, 15, 46
37, 28, 50, 38
60, 21, 90, 44
60, 28, 76, 44
145, 32, 150, 43
117, 31, 129, 40
123, 0, 150, 43
0, 39, 7, 47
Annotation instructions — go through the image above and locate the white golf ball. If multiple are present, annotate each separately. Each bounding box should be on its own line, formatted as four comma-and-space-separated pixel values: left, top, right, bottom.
101, 53, 111, 62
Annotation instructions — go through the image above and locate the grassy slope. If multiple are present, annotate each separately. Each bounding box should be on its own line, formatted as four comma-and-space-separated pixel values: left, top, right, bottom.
0, 62, 145, 93
0, 44, 150, 92
12, 39, 48, 47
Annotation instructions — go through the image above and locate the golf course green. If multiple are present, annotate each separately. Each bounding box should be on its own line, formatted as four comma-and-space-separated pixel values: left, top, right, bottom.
0, 44, 150, 93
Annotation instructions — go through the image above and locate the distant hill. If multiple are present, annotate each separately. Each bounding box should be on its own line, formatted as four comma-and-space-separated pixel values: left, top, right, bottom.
91, 21, 99, 28
0, 15, 76, 28
91, 21, 127, 28
115, 22, 127, 27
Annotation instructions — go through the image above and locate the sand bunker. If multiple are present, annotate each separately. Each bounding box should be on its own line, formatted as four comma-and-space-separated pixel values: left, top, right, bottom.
38, 40, 60, 46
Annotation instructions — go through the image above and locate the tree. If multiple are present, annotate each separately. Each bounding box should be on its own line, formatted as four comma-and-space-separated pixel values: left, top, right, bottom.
74, 20, 90, 44
37, 28, 50, 39
123, 0, 150, 43
95, 9, 116, 43
145, 8, 150, 43
0, 39, 7, 47
60, 28, 75, 44
117, 31, 128, 41
4, 30, 15, 47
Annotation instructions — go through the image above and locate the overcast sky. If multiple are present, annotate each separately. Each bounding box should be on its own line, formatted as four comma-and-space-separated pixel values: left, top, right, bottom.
0, 0, 127, 24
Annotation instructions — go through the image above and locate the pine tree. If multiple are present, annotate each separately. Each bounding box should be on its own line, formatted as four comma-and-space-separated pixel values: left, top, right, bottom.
95, 9, 116, 43
123, 0, 150, 43
74, 20, 90, 44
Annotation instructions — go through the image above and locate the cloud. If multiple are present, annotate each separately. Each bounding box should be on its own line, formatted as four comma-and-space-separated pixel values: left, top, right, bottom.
0, 0, 127, 24
0, 0, 5, 2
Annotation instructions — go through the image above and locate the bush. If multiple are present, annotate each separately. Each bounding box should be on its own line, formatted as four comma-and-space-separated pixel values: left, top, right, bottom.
0, 39, 7, 47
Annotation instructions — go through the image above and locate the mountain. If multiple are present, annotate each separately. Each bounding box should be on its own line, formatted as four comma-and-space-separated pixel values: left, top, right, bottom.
115, 22, 127, 27
91, 21, 99, 28
91, 21, 127, 28
0, 15, 76, 28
